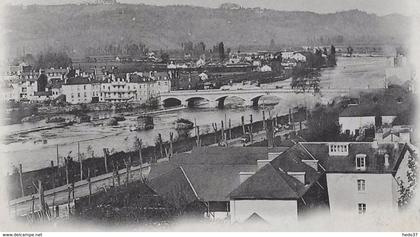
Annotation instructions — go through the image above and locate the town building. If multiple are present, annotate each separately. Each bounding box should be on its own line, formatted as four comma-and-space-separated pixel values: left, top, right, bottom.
229, 141, 415, 223
229, 144, 328, 224
99, 72, 170, 103
147, 147, 289, 220
62, 77, 100, 104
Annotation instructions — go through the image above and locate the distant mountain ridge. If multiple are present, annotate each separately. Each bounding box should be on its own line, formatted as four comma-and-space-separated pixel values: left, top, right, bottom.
3, 4, 411, 57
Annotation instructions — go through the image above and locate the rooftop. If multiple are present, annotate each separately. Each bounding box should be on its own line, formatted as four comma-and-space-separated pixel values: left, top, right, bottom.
147, 146, 289, 203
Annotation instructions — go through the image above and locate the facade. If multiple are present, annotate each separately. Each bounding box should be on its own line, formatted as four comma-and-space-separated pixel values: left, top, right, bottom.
228, 141, 415, 223
300, 141, 413, 217
62, 77, 99, 104
99, 72, 170, 103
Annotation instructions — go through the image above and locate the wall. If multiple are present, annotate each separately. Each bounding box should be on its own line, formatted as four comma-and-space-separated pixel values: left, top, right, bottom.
62, 84, 93, 104
230, 199, 297, 224
339, 116, 397, 134
339, 116, 375, 134
326, 173, 397, 217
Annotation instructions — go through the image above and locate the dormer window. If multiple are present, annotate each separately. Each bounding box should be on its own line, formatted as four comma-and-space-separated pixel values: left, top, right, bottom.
328, 143, 349, 156
356, 154, 367, 170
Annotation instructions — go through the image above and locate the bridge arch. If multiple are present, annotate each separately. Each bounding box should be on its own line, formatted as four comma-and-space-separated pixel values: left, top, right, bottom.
216, 95, 248, 108
185, 97, 209, 108
162, 97, 182, 107
251, 95, 281, 107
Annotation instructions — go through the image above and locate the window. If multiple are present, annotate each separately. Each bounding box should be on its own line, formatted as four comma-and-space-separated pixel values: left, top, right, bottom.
84, 85, 86, 90
356, 154, 367, 170
77, 93, 80, 97
357, 179, 366, 191
358, 203, 366, 214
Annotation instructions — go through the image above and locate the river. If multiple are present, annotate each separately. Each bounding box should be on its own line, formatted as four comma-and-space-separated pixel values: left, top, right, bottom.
0, 56, 392, 173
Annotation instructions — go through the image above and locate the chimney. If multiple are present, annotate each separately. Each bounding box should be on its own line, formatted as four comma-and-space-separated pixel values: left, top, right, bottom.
287, 172, 306, 184
239, 171, 255, 184
375, 128, 383, 142
268, 152, 283, 160
302, 160, 318, 171
400, 131, 411, 143
257, 160, 270, 169
384, 153, 390, 168
372, 140, 379, 149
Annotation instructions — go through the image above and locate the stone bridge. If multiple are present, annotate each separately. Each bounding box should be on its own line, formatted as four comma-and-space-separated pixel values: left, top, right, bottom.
159, 88, 350, 108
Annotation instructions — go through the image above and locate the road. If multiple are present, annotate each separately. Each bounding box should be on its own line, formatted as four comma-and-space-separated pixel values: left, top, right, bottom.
9, 163, 151, 217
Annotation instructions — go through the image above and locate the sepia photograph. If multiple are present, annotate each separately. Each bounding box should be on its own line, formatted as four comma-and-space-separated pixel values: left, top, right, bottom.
0, 0, 419, 234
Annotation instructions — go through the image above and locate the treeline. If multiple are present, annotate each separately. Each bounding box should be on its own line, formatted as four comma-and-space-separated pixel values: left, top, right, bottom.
85, 42, 149, 57
12, 52, 72, 70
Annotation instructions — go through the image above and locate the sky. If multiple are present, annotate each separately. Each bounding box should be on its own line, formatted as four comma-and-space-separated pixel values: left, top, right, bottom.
2, 0, 416, 16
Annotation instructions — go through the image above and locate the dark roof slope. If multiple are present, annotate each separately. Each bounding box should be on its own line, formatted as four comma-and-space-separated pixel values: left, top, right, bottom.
300, 142, 406, 173
229, 164, 302, 200
147, 166, 198, 209
148, 147, 289, 202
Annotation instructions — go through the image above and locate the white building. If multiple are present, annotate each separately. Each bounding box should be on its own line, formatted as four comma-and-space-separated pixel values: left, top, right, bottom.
339, 103, 402, 136
62, 77, 100, 104
99, 72, 170, 103
229, 141, 415, 223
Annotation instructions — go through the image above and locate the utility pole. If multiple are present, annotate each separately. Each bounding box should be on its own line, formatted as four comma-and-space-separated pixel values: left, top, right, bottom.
137, 138, 143, 180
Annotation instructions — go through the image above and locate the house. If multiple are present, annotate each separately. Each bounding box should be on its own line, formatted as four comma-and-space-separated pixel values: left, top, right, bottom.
259, 65, 272, 72
147, 146, 289, 219
229, 141, 416, 223
229, 144, 328, 224
62, 77, 99, 104
297, 141, 413, 217
99, 72, 170, 103
338, 88, 411, 136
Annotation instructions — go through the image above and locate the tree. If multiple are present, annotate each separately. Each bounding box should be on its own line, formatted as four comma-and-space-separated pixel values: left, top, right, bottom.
269, 39, 276, 50
328, 45, 337, 66
35, 51, 72, 70
218, 42, 225, 61
305, 105, 341, 142
160, 52, 170, 64
397, 151, 417, 208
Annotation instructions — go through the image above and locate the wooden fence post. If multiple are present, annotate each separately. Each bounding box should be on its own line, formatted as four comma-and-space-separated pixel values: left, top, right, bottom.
38, 180, 45, 217
88, 169, 92, 205
250, 114, 254, 144
221, 120, 225, 143
103, 148, 109, 173
228, 119, 232, 140
19, 164, 24, 197
241, 116, 245, 135
169, 132, 173, 159
196, 126, 201, 147
158, 133, 163, 158
65, 157, 69, 185
263, 110, 266, 130
78, 142, 83, 181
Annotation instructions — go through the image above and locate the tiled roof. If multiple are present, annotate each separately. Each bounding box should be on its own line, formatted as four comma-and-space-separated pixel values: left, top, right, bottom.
229, 145, 322, 200
148, 166, 198, 209
300, 142, 406, 173
147, 146, 289, 202
229, 164, 302, 200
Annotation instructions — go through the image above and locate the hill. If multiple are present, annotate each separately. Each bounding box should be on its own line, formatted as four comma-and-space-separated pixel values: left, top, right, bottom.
3, 4, 411, 57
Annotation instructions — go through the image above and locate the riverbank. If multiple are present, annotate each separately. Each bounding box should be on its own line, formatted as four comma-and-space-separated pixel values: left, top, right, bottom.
7, 109, 306, 200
